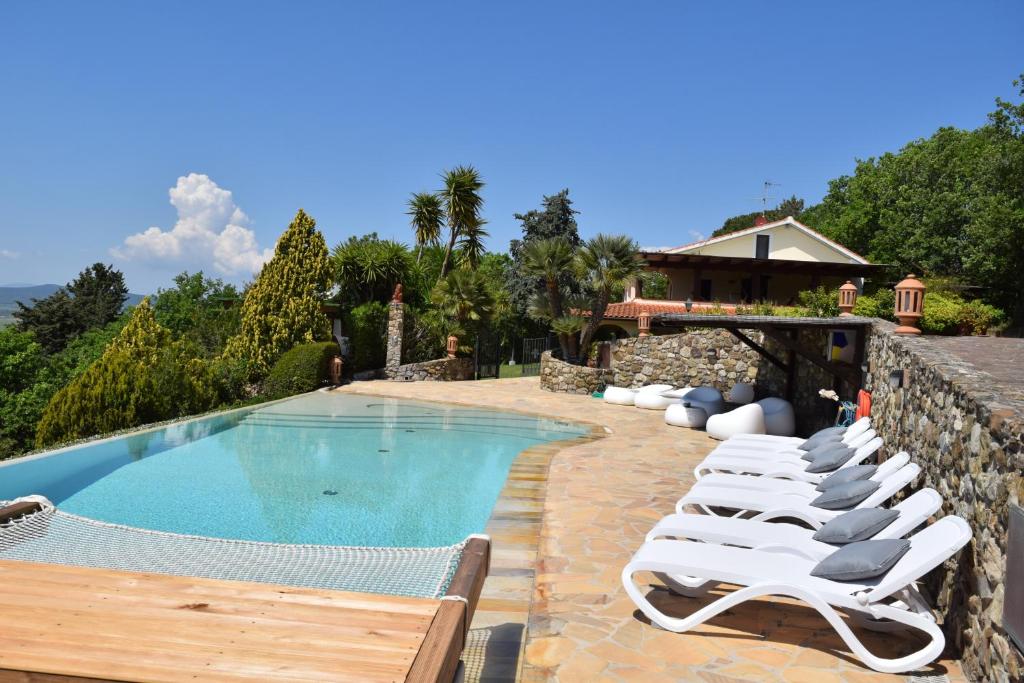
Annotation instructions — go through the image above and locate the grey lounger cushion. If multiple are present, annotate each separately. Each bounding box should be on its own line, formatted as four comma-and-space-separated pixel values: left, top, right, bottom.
810, 538, 911, 581
800, 440, 849, 462
812, 507, 900, 544
804, 446, 857, 473
800, 428, 845, 451
815, 464, 878, 491
810, 479, 880, 509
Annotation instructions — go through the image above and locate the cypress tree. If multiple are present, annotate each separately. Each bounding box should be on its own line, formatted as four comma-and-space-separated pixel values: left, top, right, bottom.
224, 209, 332, 379
35, 299, 217, 447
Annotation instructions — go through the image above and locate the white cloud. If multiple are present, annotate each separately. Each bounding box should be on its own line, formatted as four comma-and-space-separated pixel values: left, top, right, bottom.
0, 249, 20, 259
112, 173, 273, 277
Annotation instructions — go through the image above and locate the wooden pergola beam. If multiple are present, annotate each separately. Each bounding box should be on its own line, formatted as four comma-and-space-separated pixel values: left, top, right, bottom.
726, 328, 789, 373
760, 327, 859, 385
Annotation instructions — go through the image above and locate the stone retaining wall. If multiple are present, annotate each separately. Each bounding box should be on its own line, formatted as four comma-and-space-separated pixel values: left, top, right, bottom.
391, 357, 474, 382
546, 327, 840, 434
540, 351, 613, 394
610, 329, 785, 396
866, 322, 1024, 682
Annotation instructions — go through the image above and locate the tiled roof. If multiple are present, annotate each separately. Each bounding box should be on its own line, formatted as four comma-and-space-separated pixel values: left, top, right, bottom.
595, 299, 738, 320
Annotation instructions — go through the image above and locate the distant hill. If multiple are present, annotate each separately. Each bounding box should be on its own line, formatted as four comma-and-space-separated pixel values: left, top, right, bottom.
0, 285, 146, 327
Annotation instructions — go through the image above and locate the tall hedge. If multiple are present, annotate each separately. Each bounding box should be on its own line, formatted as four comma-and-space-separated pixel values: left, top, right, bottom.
264, 342, 337, 399
36, 300, 217, 447
224, 209, 331, 379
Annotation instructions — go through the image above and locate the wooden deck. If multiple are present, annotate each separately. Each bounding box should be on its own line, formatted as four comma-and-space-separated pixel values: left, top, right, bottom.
0, 508, 489, 683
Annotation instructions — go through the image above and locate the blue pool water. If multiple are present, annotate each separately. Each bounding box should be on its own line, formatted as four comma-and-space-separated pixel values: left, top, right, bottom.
0, 392, 586, 547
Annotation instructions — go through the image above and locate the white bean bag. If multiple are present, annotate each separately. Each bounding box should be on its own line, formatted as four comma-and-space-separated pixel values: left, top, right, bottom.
705, 403, 766, 441
756, 397, 796, 436
633, 384, 678, 410
682, 386, 725, 419
665, 403, 708, 429
603, 386, 638, 405
727, 382, 755, 405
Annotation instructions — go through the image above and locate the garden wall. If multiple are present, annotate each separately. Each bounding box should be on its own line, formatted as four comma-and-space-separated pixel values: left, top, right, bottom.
865, 322, 1024, 682
390, 357, 474, 382
606, 328, 837, 433
540, 352, 613, 394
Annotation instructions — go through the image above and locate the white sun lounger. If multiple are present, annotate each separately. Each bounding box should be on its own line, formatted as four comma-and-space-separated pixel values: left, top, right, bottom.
710, 425, 877, 460
717, 417, 872, 455
721, 416, 871, 447
695, 436, 885, 482
675, 461, 921, 526
645, 488, 942, 595
691, 451, 909, 495
622, 515, 972, 673
647, 487, 941, 552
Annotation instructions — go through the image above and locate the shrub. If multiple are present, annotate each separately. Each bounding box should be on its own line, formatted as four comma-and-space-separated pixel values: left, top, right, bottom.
36, 300, 218, 448
402, 307, 447, 364
264, 342, 337, 399
345, 301, 389, 371
958, 299, 1006, 335
852, 288, 896, 321
921, 292, 966, 335
796, 286, 840, 317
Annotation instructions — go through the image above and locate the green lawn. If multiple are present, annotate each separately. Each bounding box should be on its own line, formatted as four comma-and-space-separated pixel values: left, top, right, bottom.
498, 363, 524, 378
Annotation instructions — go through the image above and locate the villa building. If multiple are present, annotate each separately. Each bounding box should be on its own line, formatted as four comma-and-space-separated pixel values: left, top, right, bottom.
601, 216, 886, 336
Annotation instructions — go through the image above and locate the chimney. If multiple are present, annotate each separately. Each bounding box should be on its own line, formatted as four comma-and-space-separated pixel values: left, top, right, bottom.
754, 215, 769, 227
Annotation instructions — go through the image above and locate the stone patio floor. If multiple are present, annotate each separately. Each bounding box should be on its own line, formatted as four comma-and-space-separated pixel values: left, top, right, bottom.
336, 378, 966, 683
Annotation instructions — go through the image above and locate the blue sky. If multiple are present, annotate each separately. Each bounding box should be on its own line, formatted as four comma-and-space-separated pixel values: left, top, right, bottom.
1, 1, 1021, 293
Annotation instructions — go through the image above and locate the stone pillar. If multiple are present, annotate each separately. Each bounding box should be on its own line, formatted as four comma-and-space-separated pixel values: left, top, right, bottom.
385, 300, 404, 379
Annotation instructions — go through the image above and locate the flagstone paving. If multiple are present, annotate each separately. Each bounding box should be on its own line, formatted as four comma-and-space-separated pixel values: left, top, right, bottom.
336, 378, 966, 683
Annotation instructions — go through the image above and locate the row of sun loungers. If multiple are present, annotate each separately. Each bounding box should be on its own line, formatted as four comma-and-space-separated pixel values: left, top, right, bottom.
621, 417, 972, 674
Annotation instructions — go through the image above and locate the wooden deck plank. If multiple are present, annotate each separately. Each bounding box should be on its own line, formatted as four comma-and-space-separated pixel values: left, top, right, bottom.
0, 559, 438, 682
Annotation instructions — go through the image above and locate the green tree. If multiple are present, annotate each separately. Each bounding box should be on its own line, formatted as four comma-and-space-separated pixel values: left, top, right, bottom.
36, 300, 217, 447
13, 289, 79, 354
522, 237, 578, 361
153, 271, 240, 357
68, 263, 129, 330
574, 234, 644, 359
506, 189, 581, 315
0, 328, 51, 455
407, 192, 445, 262
331, 233, 415, 307
224, 209, 332, 379
14, 263, 129, 353
430, 269, 494, 341
437, 166, 485, 279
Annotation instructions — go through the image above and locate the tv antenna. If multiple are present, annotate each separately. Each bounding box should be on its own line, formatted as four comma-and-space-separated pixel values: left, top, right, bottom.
758, 180, 781, 216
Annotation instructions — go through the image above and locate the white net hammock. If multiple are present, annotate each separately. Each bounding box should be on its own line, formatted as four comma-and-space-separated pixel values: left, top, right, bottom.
0, 498, 466, 599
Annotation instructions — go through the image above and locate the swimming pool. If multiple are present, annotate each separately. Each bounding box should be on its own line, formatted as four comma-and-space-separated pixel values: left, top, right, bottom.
0, 392, 586, 547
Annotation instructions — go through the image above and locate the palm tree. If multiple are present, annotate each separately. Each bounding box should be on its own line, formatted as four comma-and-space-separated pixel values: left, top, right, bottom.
437, 165, 484, 280
430, 269, 494, 336
574, 234, 644, 362
406, 192, 444, 262
522, 237, 578, 360
457, 218, 490, 269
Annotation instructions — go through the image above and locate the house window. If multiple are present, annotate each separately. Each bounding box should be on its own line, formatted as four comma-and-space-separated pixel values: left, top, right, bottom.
699, 279, 712, 301
755, 234, 770, 259
758, 275, 771, 301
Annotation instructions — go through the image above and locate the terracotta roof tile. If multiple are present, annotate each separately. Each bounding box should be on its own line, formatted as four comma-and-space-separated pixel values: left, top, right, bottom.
592, 299, 738, 320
